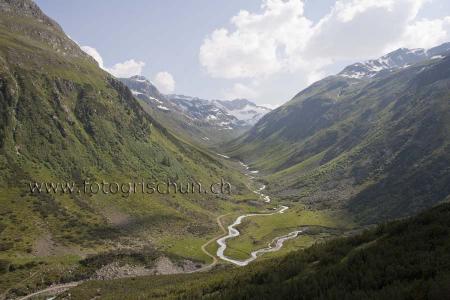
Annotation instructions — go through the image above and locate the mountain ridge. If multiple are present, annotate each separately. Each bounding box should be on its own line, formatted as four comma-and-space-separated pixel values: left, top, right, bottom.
339, 42, 450, 79
228, 42, 450, 224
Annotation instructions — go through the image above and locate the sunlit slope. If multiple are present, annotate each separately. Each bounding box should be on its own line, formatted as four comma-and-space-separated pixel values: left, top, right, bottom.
0, 0, 252, 268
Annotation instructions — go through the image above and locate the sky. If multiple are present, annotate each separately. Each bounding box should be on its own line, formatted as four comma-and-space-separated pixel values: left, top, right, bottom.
35, 0, 450, 107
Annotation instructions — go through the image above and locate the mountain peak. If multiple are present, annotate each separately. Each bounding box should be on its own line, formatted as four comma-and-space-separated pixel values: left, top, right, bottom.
0, 0, 88, 59
0, 0, 61, 30
120, 75, 163, 101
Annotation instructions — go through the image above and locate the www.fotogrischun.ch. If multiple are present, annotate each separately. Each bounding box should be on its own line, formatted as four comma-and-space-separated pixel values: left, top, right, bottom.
28, 179, 232, 196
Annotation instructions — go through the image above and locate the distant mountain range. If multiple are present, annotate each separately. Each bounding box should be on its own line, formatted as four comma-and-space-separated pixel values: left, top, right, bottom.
120, 75, 271, 145
168, 95, 271, 127
121, 76, 271, 128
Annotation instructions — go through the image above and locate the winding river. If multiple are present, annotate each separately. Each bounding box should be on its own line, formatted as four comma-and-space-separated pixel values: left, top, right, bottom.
239, 161, 271, 203
215, 154, 303, 266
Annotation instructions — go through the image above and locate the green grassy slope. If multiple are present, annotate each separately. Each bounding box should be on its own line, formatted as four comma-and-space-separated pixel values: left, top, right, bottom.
0, 1, 256, 297
228, 56, 450, 224
68, 202, 450, 299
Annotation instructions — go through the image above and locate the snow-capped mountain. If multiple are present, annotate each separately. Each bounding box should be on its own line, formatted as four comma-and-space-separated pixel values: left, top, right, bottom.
339, 42, 450, 79
119, 76, 272, 131
119, 75, 171, 112
166, 94, 245, 130
212, 99, 271, 126
168, 95, 271, 127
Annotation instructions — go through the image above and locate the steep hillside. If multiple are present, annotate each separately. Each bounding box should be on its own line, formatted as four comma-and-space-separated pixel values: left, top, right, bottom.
228, 46, 450, 224
0, 0, 255, 296
68, 202, 450, 299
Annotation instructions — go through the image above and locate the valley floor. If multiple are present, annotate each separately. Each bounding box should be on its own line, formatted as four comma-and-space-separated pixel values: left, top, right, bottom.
1, 155, 356, 300
63, 203, 450, 299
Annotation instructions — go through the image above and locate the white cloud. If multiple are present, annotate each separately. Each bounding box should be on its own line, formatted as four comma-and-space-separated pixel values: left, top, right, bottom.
305, 0, 427, 60
81, 46, 104, 68
199, 0, 449, 101
199, 0, 312, 79
81, 46, 145, 78
107, 59, 146, 78
153, 72, 176, 94
306, 70, 327, 85
224, 83, 259, 100
80, 46, 175, 94
397, 17, 450, 49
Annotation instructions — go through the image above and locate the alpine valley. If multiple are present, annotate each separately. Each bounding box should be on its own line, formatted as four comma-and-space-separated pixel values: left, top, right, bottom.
0, 1, 449, 299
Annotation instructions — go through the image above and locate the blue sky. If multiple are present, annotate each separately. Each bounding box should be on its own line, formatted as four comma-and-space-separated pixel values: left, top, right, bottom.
35, 0, 450, 106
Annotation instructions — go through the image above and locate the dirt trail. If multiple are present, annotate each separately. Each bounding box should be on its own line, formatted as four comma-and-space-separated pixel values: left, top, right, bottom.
17, 282, 81, 300
189, 213, 229, 273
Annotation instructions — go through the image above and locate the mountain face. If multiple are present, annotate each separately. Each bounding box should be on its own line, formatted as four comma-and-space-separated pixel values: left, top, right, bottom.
119, 76, 271, 145
339, 43, 450, 79
0, 1, 255, 296
165, 94, 246, 129
119, 76, 172, 113
120, 75, 165, 102
228, 43, 450, 224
